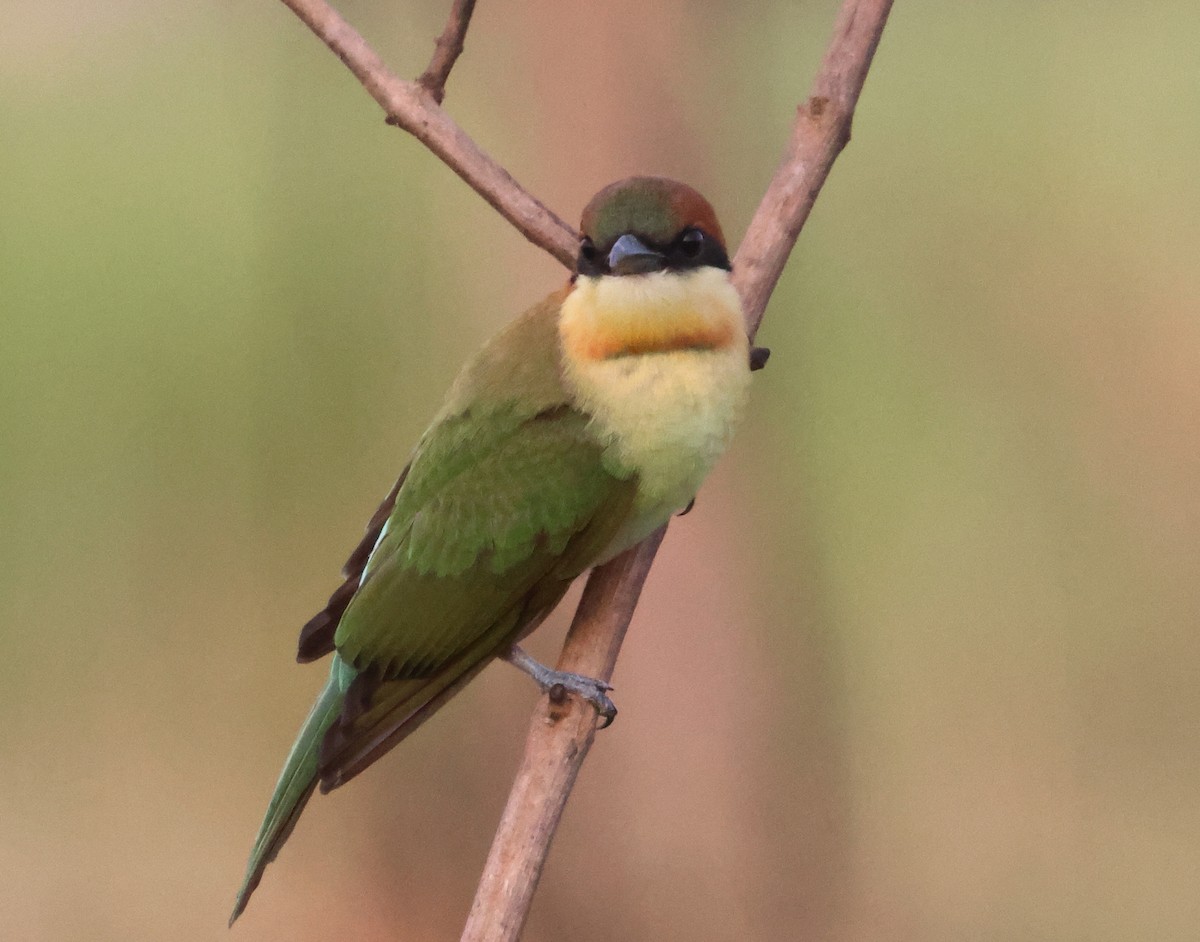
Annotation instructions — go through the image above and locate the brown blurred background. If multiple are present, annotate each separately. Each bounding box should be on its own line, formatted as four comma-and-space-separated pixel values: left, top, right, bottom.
3, 1, 1199, 940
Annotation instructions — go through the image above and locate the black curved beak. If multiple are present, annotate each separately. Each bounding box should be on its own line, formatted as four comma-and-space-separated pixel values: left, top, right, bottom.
607, 233, 665, 276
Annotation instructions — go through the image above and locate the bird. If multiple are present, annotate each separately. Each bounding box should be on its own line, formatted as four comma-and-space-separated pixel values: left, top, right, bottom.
230, 176, 760, 923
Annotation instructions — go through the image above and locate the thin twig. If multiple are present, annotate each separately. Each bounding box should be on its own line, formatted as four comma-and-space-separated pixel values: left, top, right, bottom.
417, 0, 477, 103
277, 0, 576, 266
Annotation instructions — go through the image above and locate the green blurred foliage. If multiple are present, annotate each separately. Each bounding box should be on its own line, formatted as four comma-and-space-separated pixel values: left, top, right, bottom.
2, 2, 1199, 940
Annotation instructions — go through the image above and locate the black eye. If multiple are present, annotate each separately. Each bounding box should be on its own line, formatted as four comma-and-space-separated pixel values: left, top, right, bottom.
678, 228, 705, 258
577, 236, 607, 276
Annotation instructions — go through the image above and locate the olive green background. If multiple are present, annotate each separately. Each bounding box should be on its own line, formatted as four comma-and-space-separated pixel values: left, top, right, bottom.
3, 2, 1198, 939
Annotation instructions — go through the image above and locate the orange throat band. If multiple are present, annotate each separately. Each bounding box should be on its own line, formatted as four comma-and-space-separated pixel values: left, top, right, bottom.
559, 269, 744, 362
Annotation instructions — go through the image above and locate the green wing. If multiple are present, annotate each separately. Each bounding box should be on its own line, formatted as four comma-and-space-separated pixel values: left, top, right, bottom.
337, 406, 628, 672
234, 295, 640, 921
318, 402, 637, 786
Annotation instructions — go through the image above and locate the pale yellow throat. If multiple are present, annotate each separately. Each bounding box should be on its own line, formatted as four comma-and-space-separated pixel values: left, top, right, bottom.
559, 267, 744, 361
558, 266, 752, 554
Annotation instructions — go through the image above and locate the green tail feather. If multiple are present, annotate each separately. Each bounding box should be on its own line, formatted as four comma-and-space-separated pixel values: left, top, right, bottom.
229, 658, 349, 925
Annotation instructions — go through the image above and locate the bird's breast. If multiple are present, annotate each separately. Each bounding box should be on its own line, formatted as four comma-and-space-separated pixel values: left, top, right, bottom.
559, 268, 751, 554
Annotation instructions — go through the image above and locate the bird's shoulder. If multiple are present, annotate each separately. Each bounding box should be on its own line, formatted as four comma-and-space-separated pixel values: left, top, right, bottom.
436, 284, 574, 421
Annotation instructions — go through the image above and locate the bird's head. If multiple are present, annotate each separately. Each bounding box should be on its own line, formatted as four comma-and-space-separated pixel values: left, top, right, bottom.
559, 178, 744, 363
576, 177, 731, 279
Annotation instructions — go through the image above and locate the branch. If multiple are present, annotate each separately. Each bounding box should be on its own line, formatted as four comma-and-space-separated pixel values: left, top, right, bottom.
417, 0, 476, 103
462, 2, 894, 940
734, 0, 895, 336
277, 0, 576, 267
460, 529, 666, 942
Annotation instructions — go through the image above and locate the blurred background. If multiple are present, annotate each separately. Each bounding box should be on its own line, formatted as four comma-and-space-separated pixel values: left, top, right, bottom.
3, 1, 1199, 939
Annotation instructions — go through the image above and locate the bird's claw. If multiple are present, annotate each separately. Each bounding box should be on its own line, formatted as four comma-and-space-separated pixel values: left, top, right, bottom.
544, 670, 618, 728
502, 645, 618, 728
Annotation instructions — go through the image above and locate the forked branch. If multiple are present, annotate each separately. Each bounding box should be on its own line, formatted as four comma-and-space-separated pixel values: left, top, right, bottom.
275, 1, 895, 939
278, 0, 576, 266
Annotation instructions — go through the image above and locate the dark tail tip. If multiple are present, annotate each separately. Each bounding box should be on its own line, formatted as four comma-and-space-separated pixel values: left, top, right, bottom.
229, 856, 267, 927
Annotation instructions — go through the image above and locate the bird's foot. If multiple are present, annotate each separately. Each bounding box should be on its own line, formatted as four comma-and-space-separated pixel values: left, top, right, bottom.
503, 645, 618, 728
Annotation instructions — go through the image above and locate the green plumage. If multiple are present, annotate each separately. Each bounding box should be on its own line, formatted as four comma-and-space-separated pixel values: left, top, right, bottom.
339, 406, 631, 670
585, 179, 682, 248
231, 294, 638, 923
229, 660, 347, 925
